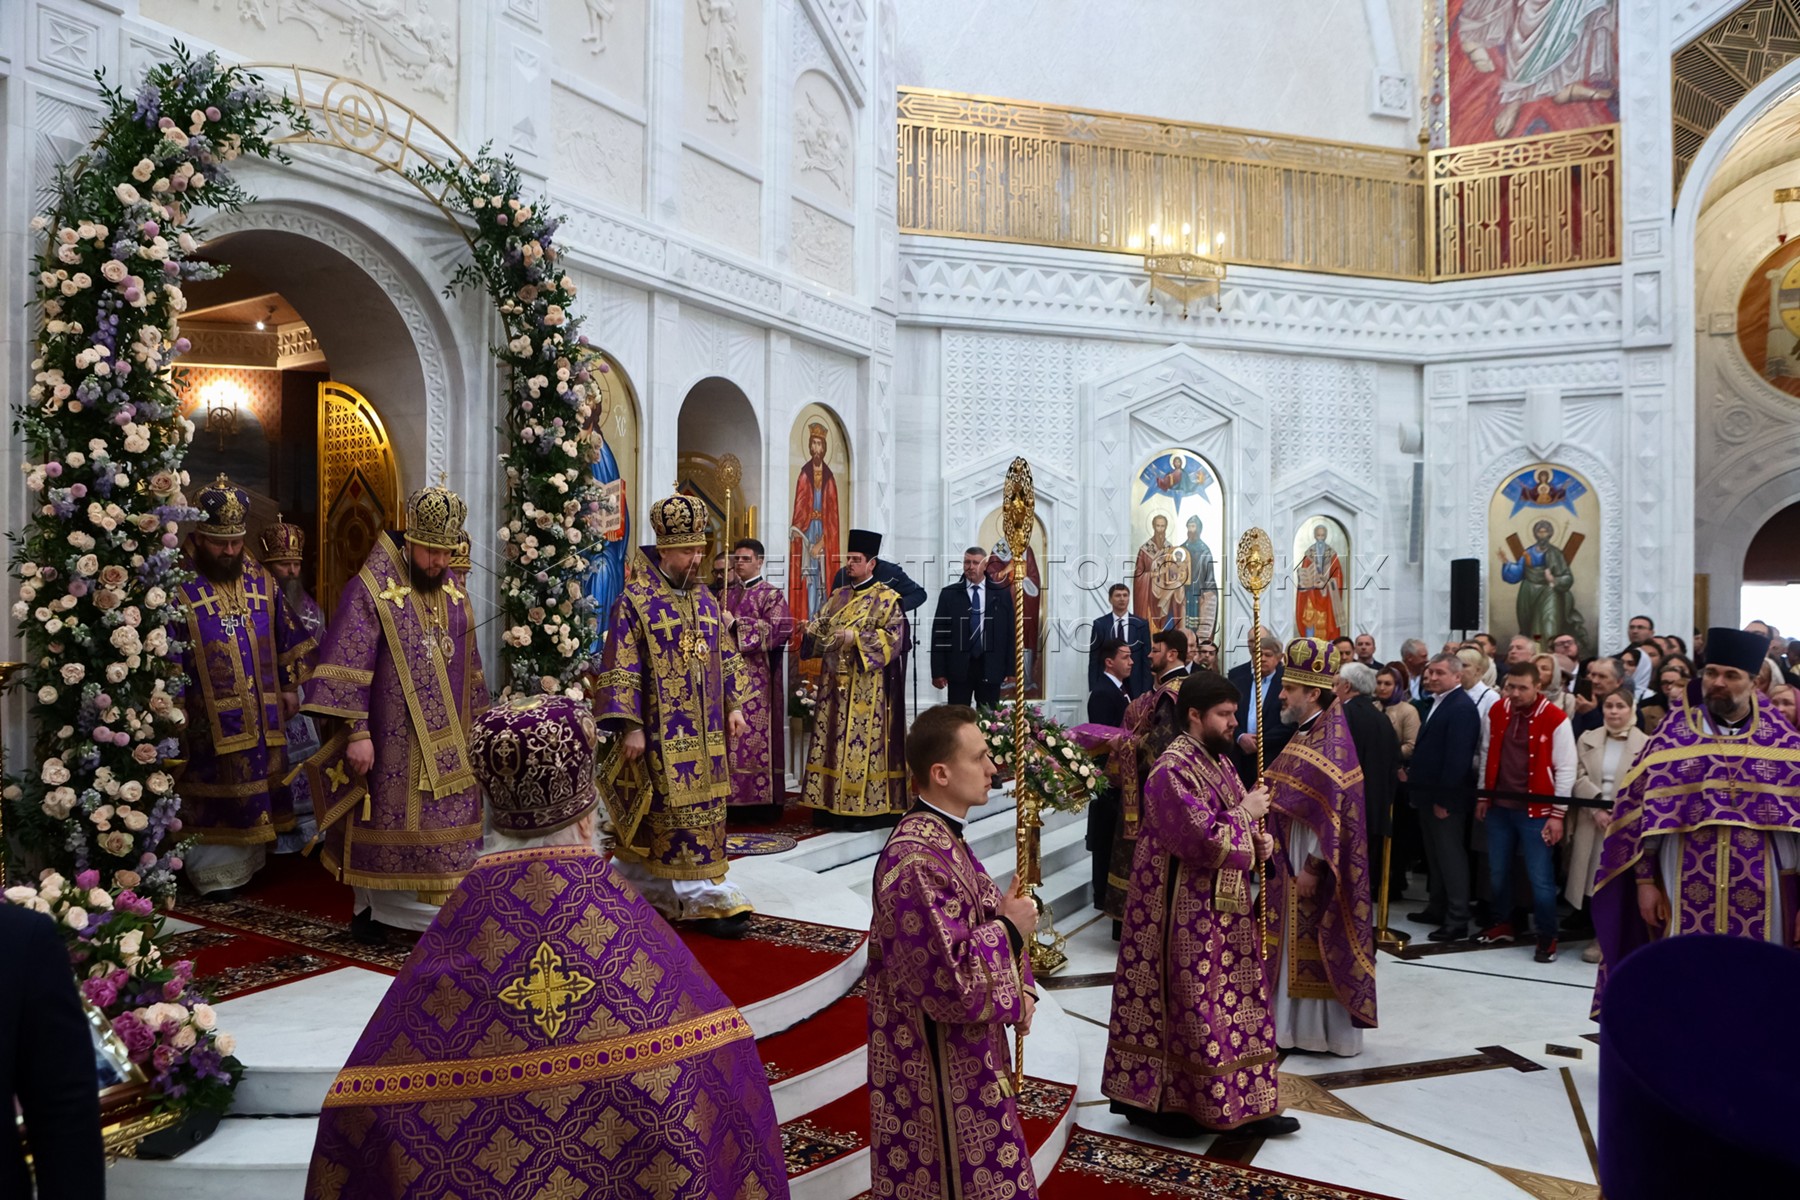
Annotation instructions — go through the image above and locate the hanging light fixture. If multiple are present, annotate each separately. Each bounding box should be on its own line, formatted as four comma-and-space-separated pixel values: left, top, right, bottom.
1128, 222, 1227, 317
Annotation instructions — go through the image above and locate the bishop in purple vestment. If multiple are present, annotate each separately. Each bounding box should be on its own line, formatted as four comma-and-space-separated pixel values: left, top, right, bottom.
1265, 639, 1378, 1057
260, 515, 324, 855
721, 537, 793, 816
596, 494, 753, 936
867, 704, 1040, 1198
1591, 627, 1800, 1019
173, 476, 312, 896
305, 694, 789, 1200
1104, 672, 1299, 1139
301, 483, 489, 937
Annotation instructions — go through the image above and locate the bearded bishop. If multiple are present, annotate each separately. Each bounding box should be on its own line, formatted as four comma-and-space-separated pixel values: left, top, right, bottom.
173, 476, 312, 896
301, 482, 489, 940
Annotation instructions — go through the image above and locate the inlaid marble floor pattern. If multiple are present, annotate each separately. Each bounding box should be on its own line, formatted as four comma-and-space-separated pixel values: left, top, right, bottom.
1043, 905, 1602, 1200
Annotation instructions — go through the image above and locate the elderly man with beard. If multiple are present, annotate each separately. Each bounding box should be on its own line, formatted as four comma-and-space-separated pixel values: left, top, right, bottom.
1591, 627, 1800, 1017
301, 482, 489, 943
173, 477, 310, 897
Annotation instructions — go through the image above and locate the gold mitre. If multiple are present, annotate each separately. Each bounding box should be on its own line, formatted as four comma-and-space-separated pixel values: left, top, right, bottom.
406, 481, 468, 551
258, 512, 305, 563
648, 493, 709, 549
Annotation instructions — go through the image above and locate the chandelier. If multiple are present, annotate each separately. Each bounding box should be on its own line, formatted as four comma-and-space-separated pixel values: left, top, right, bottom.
1129, 222, 1227, 317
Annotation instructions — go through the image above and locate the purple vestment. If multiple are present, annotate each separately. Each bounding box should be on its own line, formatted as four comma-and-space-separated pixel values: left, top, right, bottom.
1265, 705, 1379, 1030
304, 845, 789, 1200
801, 581, 909, 817
273, 583, 325, 850
723, 578, 793, 807
301, 533, 489, 901
595, 559, 747, 880
1102, 675, 1185, 920
173, 558, 310, 845
1104, 733, 1280, 1130
1591, 692, 1800, 1018
867, 806, 1038, 1199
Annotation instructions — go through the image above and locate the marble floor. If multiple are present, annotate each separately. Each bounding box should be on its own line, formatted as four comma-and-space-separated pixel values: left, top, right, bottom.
1043, 903, 1603, 1200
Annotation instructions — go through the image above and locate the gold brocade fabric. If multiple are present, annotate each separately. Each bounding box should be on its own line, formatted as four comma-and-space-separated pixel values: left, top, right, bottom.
801, 582, 908, 817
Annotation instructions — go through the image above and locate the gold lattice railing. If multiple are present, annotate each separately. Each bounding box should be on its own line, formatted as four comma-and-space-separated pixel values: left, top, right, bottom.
896, 89, 1619, 283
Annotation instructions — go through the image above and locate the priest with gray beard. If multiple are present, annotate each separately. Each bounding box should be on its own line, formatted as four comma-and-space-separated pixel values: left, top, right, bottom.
259, 516, 325, 853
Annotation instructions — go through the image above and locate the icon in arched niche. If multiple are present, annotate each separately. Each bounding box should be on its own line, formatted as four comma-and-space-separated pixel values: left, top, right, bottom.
1488, 463, 1598, 656
1736, 237, 1800, 400
1132, 449, 1223, 645
582, 352, 639, 639
787, 403, 851, 651
1291, 516, 1350, 642
976, 504, 1048, 699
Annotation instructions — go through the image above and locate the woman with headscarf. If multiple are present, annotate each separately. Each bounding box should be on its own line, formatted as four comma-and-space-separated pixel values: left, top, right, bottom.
1534, 652, 1573, 716
1566, 687, 1646, 963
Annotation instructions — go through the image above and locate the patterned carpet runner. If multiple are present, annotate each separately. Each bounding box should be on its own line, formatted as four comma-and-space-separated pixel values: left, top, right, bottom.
1038, 1127, 1405, 1199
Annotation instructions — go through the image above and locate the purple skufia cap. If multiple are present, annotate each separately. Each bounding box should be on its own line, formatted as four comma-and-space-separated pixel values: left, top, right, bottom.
471, 694, 599, 836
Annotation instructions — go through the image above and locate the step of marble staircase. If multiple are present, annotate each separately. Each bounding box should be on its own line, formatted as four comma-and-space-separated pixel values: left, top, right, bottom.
213, 858, 869, 1118
772, 784, 1023, 875
827, 808, 1089, 916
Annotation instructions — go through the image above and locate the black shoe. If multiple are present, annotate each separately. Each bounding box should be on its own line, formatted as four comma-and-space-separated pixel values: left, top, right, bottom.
689, 913, 752, 939
1427, 924, 1470, 942
1111, 920, 1123, 942
1534, 936, 1558, 964
1406, 910, 1445, 927
1111, 1102, 1204, 1139
350, 908, 388, 946
1240, 1115, 1301, 1137
809, 809, 839, 829
204, 887, 241, 903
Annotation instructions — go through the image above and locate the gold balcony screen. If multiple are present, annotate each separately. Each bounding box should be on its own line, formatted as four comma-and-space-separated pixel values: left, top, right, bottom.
896, 89, 1619, 283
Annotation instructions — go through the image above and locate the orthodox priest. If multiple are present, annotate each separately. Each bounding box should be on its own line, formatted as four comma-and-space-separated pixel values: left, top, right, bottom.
721, 537, 793, 822
173, 476, 310, 896
301, 482, 489, 941
596, 494, 753, 937
867, 704, 1039, 1198
1102, 629, 1191, 925
1591, 626, 1800, 1017
801, 529, 909, 828
1104, 671, 1299, 1139
1265, 638, 1378, 1057
305, 694, 789, 1200
259, 515, 324, 854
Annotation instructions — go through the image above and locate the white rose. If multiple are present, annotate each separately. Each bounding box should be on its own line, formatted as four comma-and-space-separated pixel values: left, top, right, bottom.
118, 780, 143, 803
114, 183, 141, 205
88, 888, 113, 910
173, 1025, 198, 1050
117, 930, 143, 958
59, 663, 84, 685
63, 906, 89, 930
105, 663, 129, 684
191, 1004, 217, 1031
216, 1033, 236, 1056
36, 685, 57, 705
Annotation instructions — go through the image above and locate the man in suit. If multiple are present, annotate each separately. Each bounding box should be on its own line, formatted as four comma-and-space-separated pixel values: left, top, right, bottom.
931, 546, 1015, 708
1086, 636, 1135, 907
1228, 630, 1291, 785
1406, 651, 1483, 941
2, 905, 104, 1199
1335, 661, 1401, 861
1090, 582, 1152, 697
1398, 638, 1430, 701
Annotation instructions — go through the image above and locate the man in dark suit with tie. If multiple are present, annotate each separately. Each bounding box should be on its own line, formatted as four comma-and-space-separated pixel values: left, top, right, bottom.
930, 546, 1015, 708
1406, 651, 1483, 942
2, 904, 105, 1199
1086, 636, 1135, 907
1227, 630, 1292, 785
1089, 583, 1151, 697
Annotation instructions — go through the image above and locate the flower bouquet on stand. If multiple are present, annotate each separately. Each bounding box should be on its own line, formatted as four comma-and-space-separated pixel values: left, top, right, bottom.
4, 870, 243, 1156
975, 702, 1108, 815
787, 677, 820, 780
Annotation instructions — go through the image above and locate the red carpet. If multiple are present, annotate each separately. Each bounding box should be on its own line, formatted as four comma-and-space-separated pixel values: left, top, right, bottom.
174, 852, 867, 1015
1039, 1127, 1404, 1199
757, 992, 867, 1083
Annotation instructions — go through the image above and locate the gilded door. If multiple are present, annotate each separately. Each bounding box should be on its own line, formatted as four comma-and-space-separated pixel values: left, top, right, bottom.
317, 381, 400, 620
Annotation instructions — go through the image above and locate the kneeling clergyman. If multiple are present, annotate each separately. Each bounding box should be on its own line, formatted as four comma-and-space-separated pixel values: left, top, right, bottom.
305, 694, 789, 1200
1104, 671, 1301, 1139
867, 704, 1041, 1198
1265, 638, 1378, 1057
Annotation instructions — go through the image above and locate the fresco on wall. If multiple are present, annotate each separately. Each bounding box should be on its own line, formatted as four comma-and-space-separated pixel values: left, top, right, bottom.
1442, 0, 1619, 146
584, 355, 639, 641
1131, 450, 1223, 646
1487, 463, 1598, 655
787, 403, 851, 652
1291, 516, 1351, 642
1735, 237, 1800, 401
976, 505, 1048, 700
